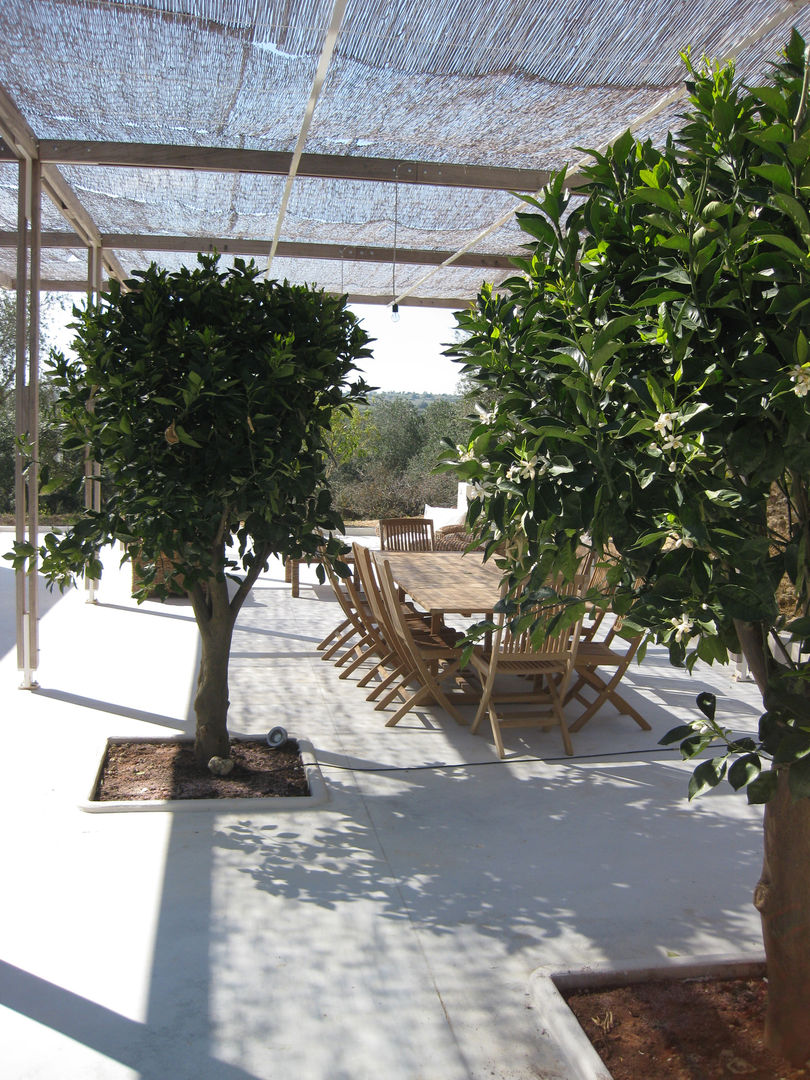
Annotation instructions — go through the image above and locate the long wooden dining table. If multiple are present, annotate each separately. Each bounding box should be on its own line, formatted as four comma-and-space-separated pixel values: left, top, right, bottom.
372, 550, 503, 632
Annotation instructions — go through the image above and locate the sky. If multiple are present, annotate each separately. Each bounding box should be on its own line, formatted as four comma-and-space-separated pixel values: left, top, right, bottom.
350, 304, 464, 395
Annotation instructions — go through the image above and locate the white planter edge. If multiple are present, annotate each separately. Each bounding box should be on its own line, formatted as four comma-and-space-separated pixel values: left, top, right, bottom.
530, 951, 767, 1080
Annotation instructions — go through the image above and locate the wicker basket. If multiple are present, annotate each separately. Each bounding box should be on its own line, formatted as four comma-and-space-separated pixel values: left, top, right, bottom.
434, 524, 485, 552
131, 551, 186, 597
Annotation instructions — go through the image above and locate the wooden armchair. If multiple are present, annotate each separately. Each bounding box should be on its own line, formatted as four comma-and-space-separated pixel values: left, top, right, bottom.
379, 517, 435, 552
469, 577, 585, 757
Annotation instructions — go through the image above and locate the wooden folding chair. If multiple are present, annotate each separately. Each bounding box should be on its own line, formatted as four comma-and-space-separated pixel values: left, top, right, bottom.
352, 544, 423, 704
469, 577, 584, 757
377, 559, 472, 727
579, 554, 617, 642
321, 558, 375, 668
567, 617, 650, 732
379, 516, 435, 551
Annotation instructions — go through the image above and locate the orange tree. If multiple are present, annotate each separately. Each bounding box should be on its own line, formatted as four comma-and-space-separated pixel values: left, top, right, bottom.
8, 255, 371, 764
442, 34, 810, 1063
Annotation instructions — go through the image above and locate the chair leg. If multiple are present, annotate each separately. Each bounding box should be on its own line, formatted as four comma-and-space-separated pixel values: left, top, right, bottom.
334, 631, 374, 668
382, 657, 468, 727
470, 665, 493, 735
547, 677, 574, 755
385, 683, 432, 725
357, 651, 398, 688
488, 703, 507, 758
338, 642, 378, 679
321, 625, 360, 661
366, 661, 408, 701
374, 664, 419, 708
317, 617, 351, 651
568, 667, 650, 732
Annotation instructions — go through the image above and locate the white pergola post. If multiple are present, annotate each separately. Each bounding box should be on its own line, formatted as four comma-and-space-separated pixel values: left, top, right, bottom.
15, 155, 41, 688
83, 243, 102, 603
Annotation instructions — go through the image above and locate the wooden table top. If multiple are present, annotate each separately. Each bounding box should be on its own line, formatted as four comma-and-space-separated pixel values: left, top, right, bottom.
373, 550, 503, 616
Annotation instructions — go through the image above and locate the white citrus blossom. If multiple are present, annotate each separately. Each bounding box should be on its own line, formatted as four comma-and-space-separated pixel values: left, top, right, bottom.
654, 412, 675, 434
789, 364, 810, 398
475, 403, 498, 424
670, 614, 694, 642
518, 454, 540, 480
662, 433, 683, 451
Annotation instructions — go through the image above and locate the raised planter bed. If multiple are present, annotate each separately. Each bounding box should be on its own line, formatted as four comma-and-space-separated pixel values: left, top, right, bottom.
80, 734, 329, 813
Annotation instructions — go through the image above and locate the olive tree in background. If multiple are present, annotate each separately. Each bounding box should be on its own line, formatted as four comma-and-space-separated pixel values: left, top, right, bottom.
7, 255, 371, 765
443, 34, 810, 1064
0, 290, 83, 516
327, 393, 472, 518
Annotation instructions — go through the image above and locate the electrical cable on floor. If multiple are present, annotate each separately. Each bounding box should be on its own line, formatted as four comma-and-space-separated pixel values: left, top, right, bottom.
309, 740, 741, 774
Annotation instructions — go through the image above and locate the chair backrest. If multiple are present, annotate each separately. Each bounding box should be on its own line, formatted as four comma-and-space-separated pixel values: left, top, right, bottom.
493, 575, 585, 661
323, 557, 365, 632
580, 555, 617, 640
379, 517, 435, 552
378, 559, 421, 658
353, 545, 402, 655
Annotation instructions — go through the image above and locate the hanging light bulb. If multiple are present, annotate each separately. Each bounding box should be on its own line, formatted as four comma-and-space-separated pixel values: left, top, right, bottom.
391, 302, 400, 323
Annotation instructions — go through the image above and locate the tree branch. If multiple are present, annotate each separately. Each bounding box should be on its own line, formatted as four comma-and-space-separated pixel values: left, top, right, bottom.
733, 618, 773, 698
230, 542, 273, 617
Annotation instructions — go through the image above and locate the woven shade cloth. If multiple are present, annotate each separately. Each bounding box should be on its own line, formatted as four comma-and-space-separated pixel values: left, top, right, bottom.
1, 0, 808, 304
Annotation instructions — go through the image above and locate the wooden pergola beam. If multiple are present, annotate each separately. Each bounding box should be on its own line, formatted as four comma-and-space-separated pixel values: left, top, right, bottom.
5, 138, 585, 192
347, 294, 470, 309
0, 230, 515, 270
0, 273, 467, 306
0, 277, 106, 292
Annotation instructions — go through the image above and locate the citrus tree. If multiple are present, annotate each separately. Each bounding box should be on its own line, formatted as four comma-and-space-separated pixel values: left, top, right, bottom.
442, 33, 810, 1063
7, 255, 371, 765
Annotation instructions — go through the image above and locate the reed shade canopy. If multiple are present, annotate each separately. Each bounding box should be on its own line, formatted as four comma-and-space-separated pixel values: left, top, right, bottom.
1, 0, 809, 305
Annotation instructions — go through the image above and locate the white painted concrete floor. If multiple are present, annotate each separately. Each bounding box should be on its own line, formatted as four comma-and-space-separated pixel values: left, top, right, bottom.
0, 535, 766, 1079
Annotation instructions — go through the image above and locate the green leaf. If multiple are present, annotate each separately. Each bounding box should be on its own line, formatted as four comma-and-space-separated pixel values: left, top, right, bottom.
659, 724, 696, 746
629, 188, 680, 214
751, 164, 794, 193
747, 771, 778, 805
728, 754, 762, 791
749, 85, 791, 120
680, 733, 712, 760
773, 729, 810, 765
696, 692, 716, 723
173, 424, 203, 448
632, 288, 686, 307
788, 757, 810, 800
772, 193, 810, 239
593, 315, 639, 349
760, 233, 808, 262
688, 758, 727, 800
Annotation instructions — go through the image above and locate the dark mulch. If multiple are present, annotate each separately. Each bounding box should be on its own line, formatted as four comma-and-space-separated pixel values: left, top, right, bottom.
93, 738, 309, 802
566, 976, 808, 1080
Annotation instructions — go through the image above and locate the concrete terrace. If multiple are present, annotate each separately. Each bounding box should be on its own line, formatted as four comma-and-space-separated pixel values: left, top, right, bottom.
0, 535, 766, 1079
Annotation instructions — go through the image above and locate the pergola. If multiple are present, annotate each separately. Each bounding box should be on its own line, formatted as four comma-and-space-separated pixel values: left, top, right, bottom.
3, 0, 809, 683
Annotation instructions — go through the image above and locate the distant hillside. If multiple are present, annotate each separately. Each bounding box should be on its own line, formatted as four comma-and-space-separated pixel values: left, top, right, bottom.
368, 390, 462, 412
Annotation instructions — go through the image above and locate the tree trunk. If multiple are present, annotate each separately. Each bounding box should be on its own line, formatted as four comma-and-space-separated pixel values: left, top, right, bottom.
754, 768, 810, 1065
193, 605, 235, 764
734, 620, 810, 1063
